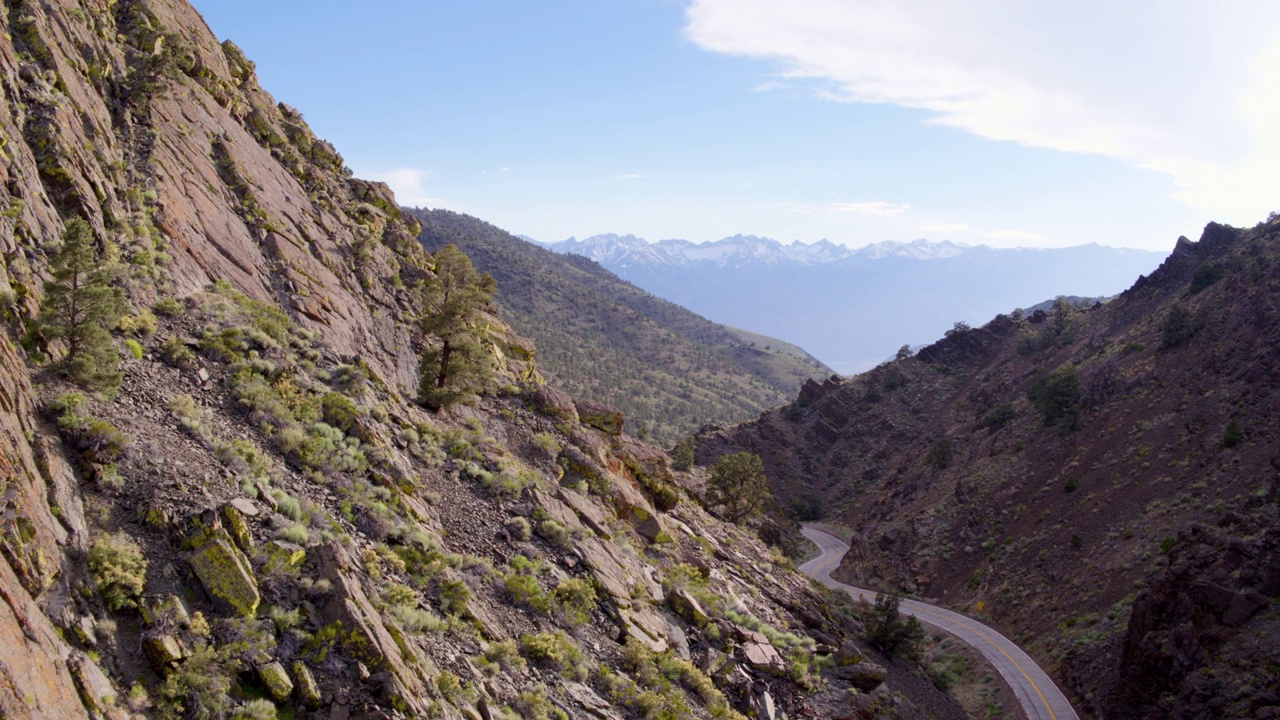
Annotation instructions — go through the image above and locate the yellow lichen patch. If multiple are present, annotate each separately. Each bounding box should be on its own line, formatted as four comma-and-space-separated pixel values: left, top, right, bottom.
188, 531, 259, 617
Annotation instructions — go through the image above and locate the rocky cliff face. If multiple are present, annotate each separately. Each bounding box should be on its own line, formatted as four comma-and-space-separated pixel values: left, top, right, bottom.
0, 2, 965, 718
700, 217, 1280, 717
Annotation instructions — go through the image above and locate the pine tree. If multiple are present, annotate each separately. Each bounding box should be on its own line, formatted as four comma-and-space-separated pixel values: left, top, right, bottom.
418, 244, 497, 409
705, 451, 770, 522
40, 219, 124, 394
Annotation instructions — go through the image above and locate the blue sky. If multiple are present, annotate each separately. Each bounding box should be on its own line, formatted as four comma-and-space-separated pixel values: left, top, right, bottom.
192, 1, 1280, 252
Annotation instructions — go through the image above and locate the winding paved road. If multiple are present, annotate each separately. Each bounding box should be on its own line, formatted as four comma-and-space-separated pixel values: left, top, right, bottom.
799, 525, 1079, 720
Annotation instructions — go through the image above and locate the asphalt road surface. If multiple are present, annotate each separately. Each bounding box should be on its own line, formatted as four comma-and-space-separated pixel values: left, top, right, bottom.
799, 525, 1080, 720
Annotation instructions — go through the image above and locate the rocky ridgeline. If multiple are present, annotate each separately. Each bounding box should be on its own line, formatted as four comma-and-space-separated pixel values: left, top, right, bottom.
0, 1, 966, 718
698, 217, 1280, 718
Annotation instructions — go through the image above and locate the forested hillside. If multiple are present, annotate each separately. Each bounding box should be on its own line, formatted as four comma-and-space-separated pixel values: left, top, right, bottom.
412, 209, 830, 445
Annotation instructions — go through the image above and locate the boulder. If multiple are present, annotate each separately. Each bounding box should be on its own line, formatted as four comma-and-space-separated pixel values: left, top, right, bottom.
555, 487, 613, 540
263, 540, 306, 573
558, 446, 607, 488
258, 661, 294, 701
632, 509, 666, 542
575, 400, 624, 436
220, 503, 254, 552
741, 639, 787, 676
143, 635, 186, 671
667, 588, 709, 625
188, 531, 260, 617
68, 651, 126, 720
531, 385, 578, 422
1223, 590, 1269, 627
313, 543, 432, 715
750, 689, 777, 720
140, 595, 190, 628
836, 659, 887, 692
227, 497, 260, 517
292, 661, 322, 707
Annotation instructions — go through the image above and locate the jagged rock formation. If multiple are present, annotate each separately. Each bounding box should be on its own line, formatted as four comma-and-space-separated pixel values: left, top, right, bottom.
700, 217, 1280, 718
0, 1, 965, 718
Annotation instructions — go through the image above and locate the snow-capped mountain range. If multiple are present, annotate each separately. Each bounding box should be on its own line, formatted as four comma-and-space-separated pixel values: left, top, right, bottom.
537, 233, 1168, 374
546, 234, 968, 269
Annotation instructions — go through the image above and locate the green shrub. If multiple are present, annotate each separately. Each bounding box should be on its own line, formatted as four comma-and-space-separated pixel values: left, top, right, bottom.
863, 592, 925, 658
388, 603, 445, 634
1222, 419, 1244, 448
1160, 305, 1195, 349
159, 335, 195, 367
505, 516, 532, 541
320, 392, 361, 435
481, 639, 526, 672
88, 533, 147, 611
439, 580, 471, 616
152, 297, 184, 317
531, 432, 560, 455
276, 523, 308, 545
520, 631, 587, 680
927, 437, 953, 470
979, 403, 1017, 432
537, 519, 573, 549
504, 573, 549, 613
1189, 261, 1224, 294
169, 394, 204, 434
514, 686, 568, 720
553, 577, 597, 625
671, 437, 695, 471
124, 338, 144, 359
435, 671, 464, 702
230, 699, 277, 720
1027, 365, 1082, 430
116, 309, 157, 335
276, 494, 303, 521
53, 401, 131, 465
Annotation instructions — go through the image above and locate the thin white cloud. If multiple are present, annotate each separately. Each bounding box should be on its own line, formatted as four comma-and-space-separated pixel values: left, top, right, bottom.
987, 229, 1042, 242
360, 168, 444, 208
685, 0, 1280, 224
920, 223, 970, 233
828, 200, 909, 216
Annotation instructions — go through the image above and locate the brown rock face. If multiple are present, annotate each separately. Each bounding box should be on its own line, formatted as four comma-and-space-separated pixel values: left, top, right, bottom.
1097, 516, 1280, 719
0, 335, 96, 719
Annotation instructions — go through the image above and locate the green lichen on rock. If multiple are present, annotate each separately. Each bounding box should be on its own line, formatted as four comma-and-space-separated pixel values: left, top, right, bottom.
292, 661, 322, 707
575, 400, 623, 436
258, 661, 293, 702
221, 504, 254, 552
189, 531, 260, 617
263, 539, 306, 573
143, 634, 186, 671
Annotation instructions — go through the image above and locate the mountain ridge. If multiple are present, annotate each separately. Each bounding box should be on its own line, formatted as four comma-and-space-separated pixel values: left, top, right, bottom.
411, 209, 831, 445
545, 234, 1168, 373
0, 4, 965, 718
696, 216, 1280, 719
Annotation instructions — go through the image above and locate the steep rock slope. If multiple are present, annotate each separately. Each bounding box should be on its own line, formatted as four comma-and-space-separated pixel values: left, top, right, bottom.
0, 2, 963, 718
699, 218, 1280, 718
413, 209, 830, 446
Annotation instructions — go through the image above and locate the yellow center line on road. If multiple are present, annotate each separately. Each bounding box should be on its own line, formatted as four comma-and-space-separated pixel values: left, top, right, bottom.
803, 527, 1061, 720
902, 602, 1057, 720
